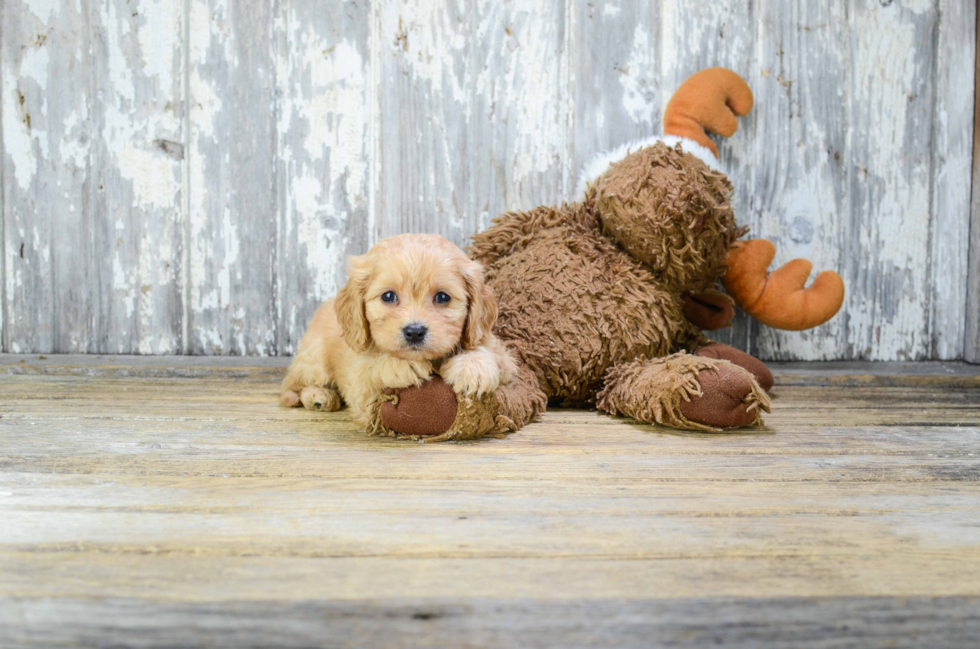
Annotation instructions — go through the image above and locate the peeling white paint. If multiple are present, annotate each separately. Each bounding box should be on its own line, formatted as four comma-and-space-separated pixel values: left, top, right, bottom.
113, 255, 136, 319
302, 40, 368, 195
188, 0, 230, 331
470, 1, 566, 203
3, 43, 50, 191
91, 0, 185, 354
19, 41, 50, 90
59, 109, 89, 169
270, 3, 376, 354
27, 0, 62, 21
137, 0, 180, 87
2, 82, 37, 191
620, 24, 656, 125
383, 1, 468, 102
117, 143, 181, 209
602, 3, 621, 18
901, 0, 934, 16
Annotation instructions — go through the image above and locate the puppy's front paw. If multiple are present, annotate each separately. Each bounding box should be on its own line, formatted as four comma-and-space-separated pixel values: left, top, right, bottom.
300, 386, 342, 412
376, 358, 433, 389
442, 351, 501, 397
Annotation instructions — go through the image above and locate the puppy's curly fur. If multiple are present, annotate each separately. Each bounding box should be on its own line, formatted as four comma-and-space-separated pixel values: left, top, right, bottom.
281, 234, 516, 428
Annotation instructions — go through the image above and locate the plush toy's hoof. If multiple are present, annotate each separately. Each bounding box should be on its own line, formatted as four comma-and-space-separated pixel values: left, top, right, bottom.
695, 343, 774, 392
680, 363, 767, 428
380, 376, 458, 437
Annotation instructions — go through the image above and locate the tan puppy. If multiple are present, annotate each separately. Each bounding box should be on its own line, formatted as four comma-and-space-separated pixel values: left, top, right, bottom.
281, 234, 516, 427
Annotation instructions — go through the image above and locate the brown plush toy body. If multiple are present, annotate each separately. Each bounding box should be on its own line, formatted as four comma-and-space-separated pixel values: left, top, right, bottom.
377, 68, 844, 440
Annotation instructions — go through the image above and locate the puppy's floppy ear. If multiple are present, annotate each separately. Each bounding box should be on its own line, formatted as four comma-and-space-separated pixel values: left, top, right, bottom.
461, 259, 497, 350
335, 254, 372, 353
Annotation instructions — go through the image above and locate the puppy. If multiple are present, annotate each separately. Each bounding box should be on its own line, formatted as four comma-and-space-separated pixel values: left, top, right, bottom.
281, 234, 516, 427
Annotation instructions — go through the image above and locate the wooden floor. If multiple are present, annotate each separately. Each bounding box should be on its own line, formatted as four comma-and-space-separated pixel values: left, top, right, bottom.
2, 355, 980, 648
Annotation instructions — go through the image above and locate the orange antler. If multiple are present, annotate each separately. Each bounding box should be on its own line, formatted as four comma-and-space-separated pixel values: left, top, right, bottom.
663, 68, 754, 157
722, 240, 845, 331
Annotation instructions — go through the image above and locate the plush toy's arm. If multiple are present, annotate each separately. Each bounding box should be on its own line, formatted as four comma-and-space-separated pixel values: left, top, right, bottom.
682, 289, 735, 331
723, 239, 845, 331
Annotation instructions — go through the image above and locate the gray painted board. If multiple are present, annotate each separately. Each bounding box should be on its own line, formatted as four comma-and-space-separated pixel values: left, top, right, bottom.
968, 0, 980, 364
186, 0, 278, 355
1, 0, 976, 360
274, 0, 373, 355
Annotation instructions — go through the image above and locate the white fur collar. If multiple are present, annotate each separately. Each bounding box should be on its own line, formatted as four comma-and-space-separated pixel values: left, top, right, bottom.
573, 135, 720, 199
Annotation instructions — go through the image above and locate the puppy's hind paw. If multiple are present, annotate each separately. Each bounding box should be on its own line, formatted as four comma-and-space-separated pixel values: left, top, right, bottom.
300, 386, 342, 412
442, 352, 501, 397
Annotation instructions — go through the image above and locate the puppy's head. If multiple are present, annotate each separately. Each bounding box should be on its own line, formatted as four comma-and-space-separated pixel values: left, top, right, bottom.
335, 234, 496, 360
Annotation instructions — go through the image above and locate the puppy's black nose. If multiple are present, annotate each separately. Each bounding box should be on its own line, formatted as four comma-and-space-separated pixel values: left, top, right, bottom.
402, 323, 428, 346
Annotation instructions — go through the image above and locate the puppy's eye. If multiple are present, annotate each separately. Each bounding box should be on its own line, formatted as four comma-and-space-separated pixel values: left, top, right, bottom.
434, 292, 451, 304
381, 291, 398, 304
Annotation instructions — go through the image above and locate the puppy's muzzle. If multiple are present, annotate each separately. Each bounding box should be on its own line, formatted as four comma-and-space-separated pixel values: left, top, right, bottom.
402, 323, 429, 347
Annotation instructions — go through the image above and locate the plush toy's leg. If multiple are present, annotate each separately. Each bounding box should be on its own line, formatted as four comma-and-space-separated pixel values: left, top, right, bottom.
596, 352, 770, 431
491, 359, 548, 433
694, 343, 774, 392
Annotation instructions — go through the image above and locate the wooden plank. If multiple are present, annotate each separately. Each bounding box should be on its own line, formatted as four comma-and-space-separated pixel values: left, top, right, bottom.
967, 1, 980, 364
2, 1, 95, 353
3, 552, 980, 601
746, 0, 850, 361
2, 594, 979, 649
273, 0, 373, 355
4, 353, 979, 383
186, 0, 278, 354
3, 394, 980, 451
375, 0, 568, 247
6, 473, 979, 515
2, 372, 979, 422
1, 1, 185, 355
931, 0, 976, 359
4, 469, 980, 558
846, 1, 939, 360
89, 0, 186, 354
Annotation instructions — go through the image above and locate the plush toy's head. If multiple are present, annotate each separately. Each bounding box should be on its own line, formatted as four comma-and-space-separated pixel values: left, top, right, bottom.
583, 67, 845, 332
593, 143, 747, 293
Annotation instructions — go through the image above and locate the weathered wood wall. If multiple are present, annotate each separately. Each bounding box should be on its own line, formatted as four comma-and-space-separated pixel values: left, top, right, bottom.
1, 0, 976, 360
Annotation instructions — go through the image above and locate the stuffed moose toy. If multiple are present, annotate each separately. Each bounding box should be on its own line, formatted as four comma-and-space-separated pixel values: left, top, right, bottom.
372, 68, 845, 441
